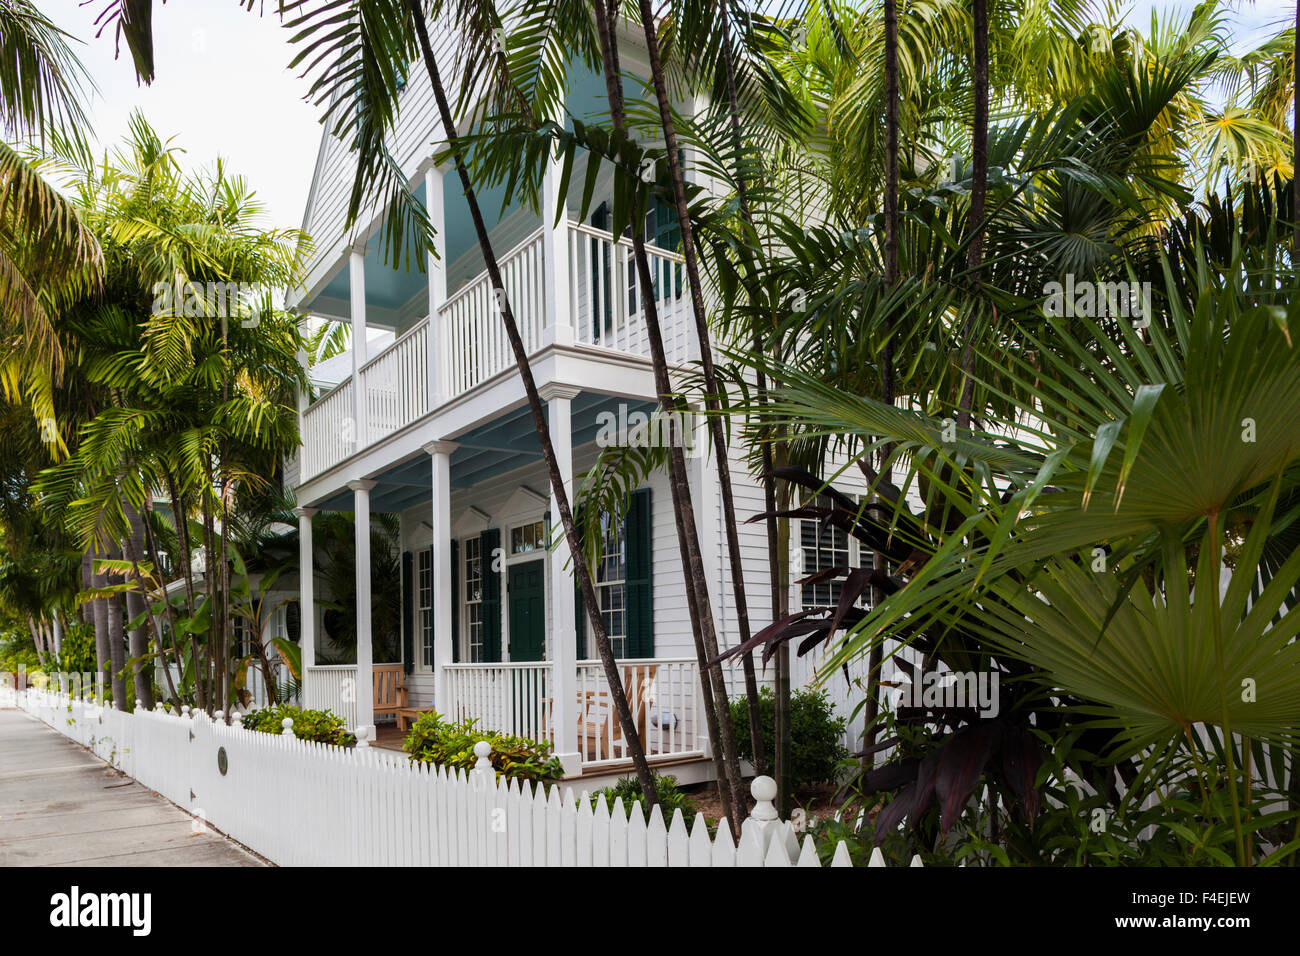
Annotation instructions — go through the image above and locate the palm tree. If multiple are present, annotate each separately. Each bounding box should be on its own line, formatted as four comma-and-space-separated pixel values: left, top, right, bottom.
29, 116, 308, 710
624, 0, 754, 825
0, 0, 102, 439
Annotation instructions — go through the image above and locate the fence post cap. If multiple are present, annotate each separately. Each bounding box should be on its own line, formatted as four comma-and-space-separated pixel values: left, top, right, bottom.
213, 710, 224, 723
473, 741, 492, 760
230, 711, 242, 727
181, 705, 191, 717
281, 717, 295, 736
750, 775, 779, 822
354, 725, 370, 747
135, 698, 144, 710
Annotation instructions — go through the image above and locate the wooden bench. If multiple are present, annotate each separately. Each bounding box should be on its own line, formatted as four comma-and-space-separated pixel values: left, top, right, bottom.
373, 664, 407, 722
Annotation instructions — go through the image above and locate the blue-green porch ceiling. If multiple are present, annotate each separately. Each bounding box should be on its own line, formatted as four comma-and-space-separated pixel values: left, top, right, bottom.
310, 392, 656, 513
307, 174, 522, 328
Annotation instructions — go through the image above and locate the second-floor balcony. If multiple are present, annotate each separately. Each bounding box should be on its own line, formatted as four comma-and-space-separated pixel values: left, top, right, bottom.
299, 218, 691, 483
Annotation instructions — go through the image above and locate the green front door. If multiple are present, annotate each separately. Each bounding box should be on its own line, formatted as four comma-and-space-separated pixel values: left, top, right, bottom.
507, 560, 546, 734
508, 560, 546, 661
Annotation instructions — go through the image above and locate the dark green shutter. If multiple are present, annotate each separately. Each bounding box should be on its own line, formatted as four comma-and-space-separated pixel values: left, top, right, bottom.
625, 488, 653, 658
450, 539, 460, 663
480, 528, 502, 662
400, 551, 414, 675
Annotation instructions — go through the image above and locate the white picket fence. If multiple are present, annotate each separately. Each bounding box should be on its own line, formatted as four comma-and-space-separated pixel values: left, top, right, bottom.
18, 690, 907, 867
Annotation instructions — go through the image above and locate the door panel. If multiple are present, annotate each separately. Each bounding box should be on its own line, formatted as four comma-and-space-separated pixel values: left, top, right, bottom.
507, 560, 545, 662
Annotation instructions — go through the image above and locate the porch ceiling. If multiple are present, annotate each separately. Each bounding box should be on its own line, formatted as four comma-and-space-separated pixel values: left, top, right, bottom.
310, 392, 656, 513
306, 174, 524, 328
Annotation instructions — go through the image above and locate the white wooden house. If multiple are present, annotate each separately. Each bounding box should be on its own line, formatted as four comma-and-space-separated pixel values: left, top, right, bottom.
288, 18, 875, 780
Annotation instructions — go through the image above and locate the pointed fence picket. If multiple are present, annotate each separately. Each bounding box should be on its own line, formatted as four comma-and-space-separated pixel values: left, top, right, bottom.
18, 690, 910, 868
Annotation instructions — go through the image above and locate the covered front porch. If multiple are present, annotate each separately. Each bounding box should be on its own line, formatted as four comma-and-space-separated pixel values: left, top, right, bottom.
294, 384, 716, 778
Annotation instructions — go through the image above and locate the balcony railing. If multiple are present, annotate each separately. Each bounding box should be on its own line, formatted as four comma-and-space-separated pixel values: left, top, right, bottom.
298, 219, 691, 482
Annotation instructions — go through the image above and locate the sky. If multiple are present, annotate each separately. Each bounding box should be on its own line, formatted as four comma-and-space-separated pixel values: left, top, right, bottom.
41, 0, 1300, 234
44, 0, 323, 230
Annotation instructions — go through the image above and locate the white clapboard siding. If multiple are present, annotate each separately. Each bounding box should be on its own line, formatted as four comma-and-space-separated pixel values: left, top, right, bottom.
18, 690, 910, 868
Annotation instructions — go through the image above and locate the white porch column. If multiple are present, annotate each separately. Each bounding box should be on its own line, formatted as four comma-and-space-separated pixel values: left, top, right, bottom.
425, 165, 448, 406
348, 480, 376, 739
542, 135, 573, 348
540, 383, 581, 775
349, 247, 368, 450
295, 507, 317, 707
295, 317, 311, 480
424, 441, 457, 710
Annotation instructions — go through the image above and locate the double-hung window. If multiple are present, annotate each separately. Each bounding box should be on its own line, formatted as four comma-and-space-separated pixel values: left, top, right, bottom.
418, 549, 433, 666
595, 512, 628, 657
463, 536, 484, 662
800, 495, 871, 611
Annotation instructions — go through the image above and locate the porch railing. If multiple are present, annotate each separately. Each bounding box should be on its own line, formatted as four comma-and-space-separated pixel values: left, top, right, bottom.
300, 377, 354, 481
442, 657, 704, 770
574, 657, 703, 768
359, 317, 430, 443
440, 229, 547, 397
566, 221, 692, 365
304, 665, 357, 730
298, 220, 694, 482
444, 661, 553, 743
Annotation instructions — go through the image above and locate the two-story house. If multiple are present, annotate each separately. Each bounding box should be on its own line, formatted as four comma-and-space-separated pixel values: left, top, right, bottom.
287, 17, 874, 782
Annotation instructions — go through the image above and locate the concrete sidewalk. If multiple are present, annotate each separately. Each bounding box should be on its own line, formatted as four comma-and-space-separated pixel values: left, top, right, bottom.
0, 708, 264, 867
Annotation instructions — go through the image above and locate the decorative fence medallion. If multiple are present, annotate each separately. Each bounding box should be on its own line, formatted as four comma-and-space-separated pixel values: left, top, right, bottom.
217, 746, 228, 776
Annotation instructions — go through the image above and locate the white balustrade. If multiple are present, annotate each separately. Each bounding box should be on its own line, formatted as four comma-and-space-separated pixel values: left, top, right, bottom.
566, 221, 692, 365
443, 661, 553, 743
300, 377, 354, 480
439, 229, 547, 397
573, 657, 703, 767
359, 317, 430, 442
298, 221, 694, 480
304, 665, 358, 730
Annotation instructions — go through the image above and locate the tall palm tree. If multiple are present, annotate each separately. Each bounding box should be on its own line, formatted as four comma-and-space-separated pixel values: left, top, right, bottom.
628, 0, 753, 824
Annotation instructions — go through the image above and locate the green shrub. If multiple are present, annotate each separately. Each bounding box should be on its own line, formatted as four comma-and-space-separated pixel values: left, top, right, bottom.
403, 711, 563, 784
591, 773, 698, 828
729, 686, 849, 789
53, 622, 97, 676
240, 704, 356, 746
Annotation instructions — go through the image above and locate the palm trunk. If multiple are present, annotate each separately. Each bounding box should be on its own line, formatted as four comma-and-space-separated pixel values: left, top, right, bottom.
719, 0, 767, 774
124, 504, 154, 708
864, 0, 903, 759
201, 494, 217, 712
165, 471, 203, 704
634, 0, 748, 824
590, 0, 740, 829
955, 0, 989, 430
107, 553, 127, 710
405, 0, 658, 805
140, 504, 183, 705
91, 550, 110, 701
